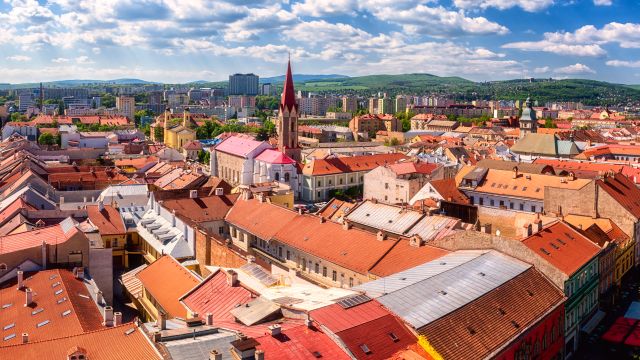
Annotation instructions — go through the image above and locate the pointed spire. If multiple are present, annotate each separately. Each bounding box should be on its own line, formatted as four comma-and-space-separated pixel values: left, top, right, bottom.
280, 57, 297, 113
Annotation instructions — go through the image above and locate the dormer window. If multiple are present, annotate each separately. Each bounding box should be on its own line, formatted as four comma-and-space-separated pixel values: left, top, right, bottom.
67, 346, 88, 360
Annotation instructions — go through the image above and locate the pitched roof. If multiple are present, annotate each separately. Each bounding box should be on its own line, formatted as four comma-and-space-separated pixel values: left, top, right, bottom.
369, 240, 450, 277
87, 205, 126, 236
387, 162, 438, 176
273, 215, 398, 274
136, 256, 200, 319
429, 178, 469, 204
255, 324, 349, 360
470, 169, 590, 200
418, 268, 564, 360
596, 173, 640, 219
160, 194, 239, 225
522, 221, 601, 276
303, 153, 408, 176
280, 59, 298, 113
214, 136, 269, 158
254, 149, 296, 165
225, 199, 298, 241
0, 269, 104, 346
0, 219, 80, 255
476, 159, 553, 175
0, 324, 160, 360
510, 133, 559, 156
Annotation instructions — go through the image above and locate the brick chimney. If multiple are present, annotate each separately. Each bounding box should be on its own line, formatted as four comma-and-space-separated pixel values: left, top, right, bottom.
226, 270, 238, 287
24, 288, 33, 307
96, 290, 104, 305
319, 216, 326, 223
22, 333, 28, 344
190, 190, 198, 199
103, 306, 114, 327
16, 270, 24, 290
342, 221, 351, 230
157, 311, 167, 330
534, 217, 543, 233
522, 223, 532, 238
255, 350, 265, 360
209, 350, 223, 360
205, 313, 214, 326
114, 312, 122, 326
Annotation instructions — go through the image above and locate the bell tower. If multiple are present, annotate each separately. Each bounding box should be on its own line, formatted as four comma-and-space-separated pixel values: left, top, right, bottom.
277, 58, 301, 162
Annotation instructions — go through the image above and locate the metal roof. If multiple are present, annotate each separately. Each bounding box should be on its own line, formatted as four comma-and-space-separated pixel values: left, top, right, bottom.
354, 250, 531, 329
346, 201, 424, 235
405, 215, 460, 242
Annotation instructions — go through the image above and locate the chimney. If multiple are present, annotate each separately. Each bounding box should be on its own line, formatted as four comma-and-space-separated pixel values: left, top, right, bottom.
534, 217, 543, 233
512, 166, 519, 179
171, 209, 176, 227
342, 221, 351, 230
41, 241, 47, 269
98, 200, 104, 212
410, 234, 424, 247
190, 311, 199, 319
189, 190, 198, 199
298, 207, 303, 215
96, 290, 104, 305
60, 196, 65, 204
522, 223, 532, 238
255, 350, 265, 360
205, 313, 214, 326
74, 267, 84, 280
114, 312, 122, 326
305, 318, 313, 328
24, 288, 33, 307
22, 333, 28, 344
214, 187, 224, 196
17, 270, 24, 290
103, 306, 114, 327
209, 350, 223, 360
319, 216, 326, 223
376, 231, 386, 241
157, 312, 167, 330
226, 270, 238, 287
268, 324, 281, 336
153, 331, 162, 343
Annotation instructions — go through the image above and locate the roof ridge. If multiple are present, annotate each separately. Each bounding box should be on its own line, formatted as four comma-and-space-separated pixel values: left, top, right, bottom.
0, 323, 139, 348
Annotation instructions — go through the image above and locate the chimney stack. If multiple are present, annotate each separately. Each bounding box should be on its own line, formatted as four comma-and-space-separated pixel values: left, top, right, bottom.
22, 333, 28, 344
226, 270, 238, 287
534, 217, 543, 233
342, 221, 351, 230
209, 350, 223, 360
305, 318, 313, 328
319, 216, 326, 223
103, 306, 114, 327
376, 231, 386, 241
268, 324, 281, 336
522, 223, 533, 238
157, 312, 167, 330
17, 270, 24, 290
190, 190, 198, 199
205, 313, 214, 326
98, 200, 104, 212
255, 350, 265, 360
96, 291, 104, 305
114, 312, 122, 326
24, 288, 33, 307
214, 187, 224, 196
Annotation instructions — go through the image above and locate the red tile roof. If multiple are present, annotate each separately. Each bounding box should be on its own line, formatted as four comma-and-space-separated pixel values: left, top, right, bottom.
87, 205, 126, 236
418, 268, 564, 360
430, 178, 470, 204
225, 199, 298, 241
310, 300, 392, 333
0, 222, 80, 255
272, 215, 397, 274
255, 324, 349, 360
522, 221, 601, 276
303, 153, 408, 176
597, 173, 640, 219
160, 194, 238, 225
0, 197, 36, 223
387, 162, 438, 176
369, 240, 450, 277
0, 323, 160, 359
136, 256, 200, 319
255, 149, 296, 165
0, 269, 103, 346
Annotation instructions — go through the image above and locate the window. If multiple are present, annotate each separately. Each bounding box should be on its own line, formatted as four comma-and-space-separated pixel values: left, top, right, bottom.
218, 226, 224, 235
317, 191, 321, 198
317, 180, 321, 187
332, 270, 337, 282
519, 203, 524, 211
279, 247, 283, 258
389, 332, 400, 342
315, 263, 319, 273
286, 250, 291, 260
328, 179, 332, 185
349, 277, 354, 287
275, 172, 280, 181
105, 240, 111, 248
302, 258, 306, 271
490, 199, 495, 206
360, 344, 372, 354
531, 205, 536, 212
470, 196, 474, 205
479, 198, 484, 205
385, 183, 389, 189
323, 267, 327, 277
339, 178, 343, 185
509, 202, 514, 209
499, 200, 504, 207
112, 239, 118, 247
284, 173, 290, 182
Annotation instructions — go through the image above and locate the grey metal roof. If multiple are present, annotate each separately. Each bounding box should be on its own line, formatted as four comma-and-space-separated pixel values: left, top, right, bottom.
354, 250, 531, 329
557, 140, 580, 156
345, 201, 424, 235
405, 215, 460, 242
163, 330, 237, 360
229, 297, 280, 326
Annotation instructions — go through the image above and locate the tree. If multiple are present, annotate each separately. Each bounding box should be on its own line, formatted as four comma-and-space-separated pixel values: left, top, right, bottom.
38, 132, 56, 146
544, 118, 557, 128
154, 126, 164, 141
135, 109, 153, 126
197, 150, 210, 164
10, 112, 27, 122
390, 137, 400, 146
263, 119, 276, 135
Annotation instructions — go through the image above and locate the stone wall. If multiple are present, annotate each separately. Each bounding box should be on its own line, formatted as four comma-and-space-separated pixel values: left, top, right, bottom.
195, 228, 247, 277
544, 181, 596, 217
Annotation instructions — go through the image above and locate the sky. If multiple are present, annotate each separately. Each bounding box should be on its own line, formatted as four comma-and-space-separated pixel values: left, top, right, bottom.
1, 0, 640, 84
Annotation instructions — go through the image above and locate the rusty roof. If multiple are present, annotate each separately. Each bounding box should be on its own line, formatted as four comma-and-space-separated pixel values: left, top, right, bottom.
597, 173, 640, 219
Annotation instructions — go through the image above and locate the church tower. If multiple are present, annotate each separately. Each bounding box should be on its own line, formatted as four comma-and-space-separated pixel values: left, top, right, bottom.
277, 59, 301, 162
519, 97, 537, 139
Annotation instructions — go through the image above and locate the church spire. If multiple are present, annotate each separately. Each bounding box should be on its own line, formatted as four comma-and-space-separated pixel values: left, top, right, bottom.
280, 58, 297, 113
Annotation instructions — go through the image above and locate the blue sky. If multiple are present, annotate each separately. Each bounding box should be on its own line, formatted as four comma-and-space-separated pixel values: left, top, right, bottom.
0, 0, 639, 84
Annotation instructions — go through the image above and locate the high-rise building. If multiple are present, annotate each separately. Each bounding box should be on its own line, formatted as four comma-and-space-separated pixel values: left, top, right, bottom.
228, 95, 256, 108
342, 96, 357, 113
116, 95, 135, 121
377, 97, 394, 115
395, 96, 407, 114
228, 73, 259, 96
18, 92, 33, 112
277, 60, 301, 162
368, 97, 378, 114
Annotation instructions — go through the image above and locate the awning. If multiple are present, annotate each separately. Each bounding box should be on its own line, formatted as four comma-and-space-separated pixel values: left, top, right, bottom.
582, 309, 606, 334
602, 317, 637, 344
625, 302, 640, 320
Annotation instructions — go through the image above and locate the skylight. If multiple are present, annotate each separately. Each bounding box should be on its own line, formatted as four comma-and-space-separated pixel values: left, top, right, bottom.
3, 334, 15, 341
36, 320, 50, 328
360, 344, 372, 354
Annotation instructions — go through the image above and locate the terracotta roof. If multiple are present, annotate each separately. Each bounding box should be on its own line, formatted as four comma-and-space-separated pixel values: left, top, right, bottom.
255, 324, 349, 360
418, 268, 564, 360
476, 159, 554, 175
336, 314, 417, 360
303, 153, 408, 176
0, 269, 104, 346
160, 194, 238, 225
471, 169, 590, 200
388, 343, 433, 360
387, 162, 438, 176
182, 140, 202, 151
317, 199, 356, 222
0, 324, 159, 360
181, 270, 303, 337
87, 205, 126, 236
597, 173, 640, 219
522, 221, 601, 276
430, 178, 469, 205
0, 197, 36, 224
0, 221, 80, 255
272, 215, 397, 274
369, 240, 450, 277
136, 256, 200, 319
225, 199, 298, 241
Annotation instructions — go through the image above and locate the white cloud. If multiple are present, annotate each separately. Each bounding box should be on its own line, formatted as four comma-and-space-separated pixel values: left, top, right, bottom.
6, 55, 31, 61
452, 0, 554, 12
554, 63, 595, 75
534, 66, 550, 73
51, 57, 70, 63
502, 40, 605, 56
75, 56, 94, 64
292, 0, 359, 17
606, 60, 640, 68
92, 47, 101, 54
593, 0, 612, 5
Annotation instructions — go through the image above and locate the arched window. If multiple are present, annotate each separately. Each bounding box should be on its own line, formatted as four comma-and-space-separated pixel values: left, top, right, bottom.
284, 173, 290, 182
275, 172, 280, 181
